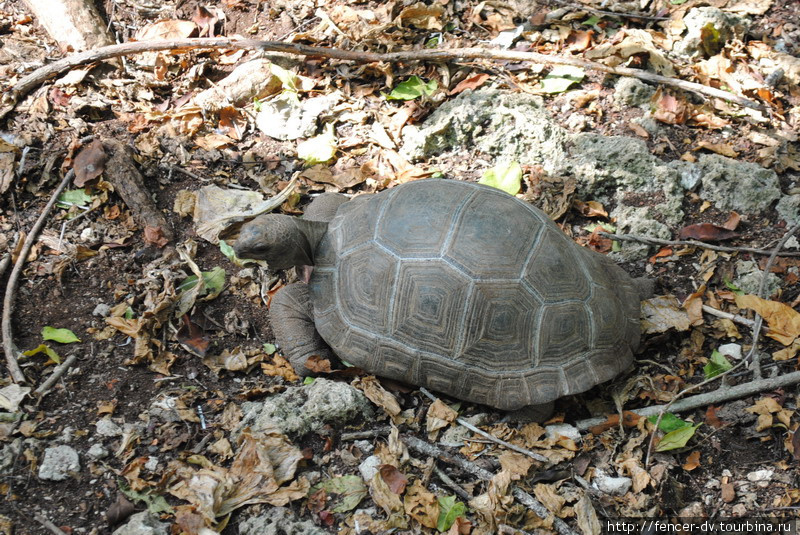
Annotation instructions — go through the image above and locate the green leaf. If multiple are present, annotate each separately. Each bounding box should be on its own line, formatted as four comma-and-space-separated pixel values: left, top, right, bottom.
57, 189, 92, 209
425, 35, 441, 48
704, 349, 733, 379
270, 63, 299, 94
22, 344, 61, 364
263, 343, 277, 354
297, 123, 337, 165
386, 76, 438, 101
655, 424, 700, 452
648, 412, 692, 433
583, 222, 617, 233
478, 161, 522, 195
118, 483, 175, 515
303, 377, 315, 385
178, 267, 226, 299
437, 495, 467, 532
124, 306, 135, 319
314, 475, 368, 513
723, 277, 744, 295
670, 0, 688, 4
42, 326, 80, 344
219, 240, 236, 261
539, 65, 585, 94
582, 15, 601, 26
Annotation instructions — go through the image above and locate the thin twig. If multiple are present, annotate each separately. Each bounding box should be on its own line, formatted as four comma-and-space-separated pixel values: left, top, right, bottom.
642, 221, 800, 467
34, 355, 78, 396
433, 465, 473, 501
600, 232, 800, 257
1, 38, 764, 121
2, 170, 74, 384
701, 305, 756, 327
402, 435, 578, 535
33, 514, 68, 535
420, 388, 549, 463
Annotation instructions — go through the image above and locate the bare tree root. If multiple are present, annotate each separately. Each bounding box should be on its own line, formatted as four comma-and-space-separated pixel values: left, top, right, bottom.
1, 37, 765, 121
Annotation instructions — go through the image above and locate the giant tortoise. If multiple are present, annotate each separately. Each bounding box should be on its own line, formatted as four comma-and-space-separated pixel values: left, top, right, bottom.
234, 179, 649, 412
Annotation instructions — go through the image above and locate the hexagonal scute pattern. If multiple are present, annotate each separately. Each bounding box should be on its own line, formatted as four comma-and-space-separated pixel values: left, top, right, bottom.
392, 261, 472, 355
308, 179, 644, 409
537, 302, 592, 367
445, 190, 543, 279
524, 228, 591, 303
460, 282, 542, 370
336, 246, 397, 335
377, 180, 472, 257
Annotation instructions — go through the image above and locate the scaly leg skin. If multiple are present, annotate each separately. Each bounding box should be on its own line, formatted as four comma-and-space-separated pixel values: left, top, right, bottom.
269, 283, 336, 376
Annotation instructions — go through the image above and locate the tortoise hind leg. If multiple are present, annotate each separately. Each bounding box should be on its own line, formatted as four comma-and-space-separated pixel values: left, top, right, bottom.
270, 283, 335, 376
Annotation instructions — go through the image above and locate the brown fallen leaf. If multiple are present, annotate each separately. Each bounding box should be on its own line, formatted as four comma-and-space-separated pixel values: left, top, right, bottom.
354, 376, 403, 419
678, 223, 739, 241
73, 139, 107, 186
573, 199, 608, 218
683, 450, 701, 471
734, 294, 800, 346
403, 480, 439, 529
652, 88, 688, 125
379, 464, 408, 494
450, 73, 490, 95
426, 398, 458, 439
722, 211, 740, 230
695, 140, 739, 158
588, 411, 641, 435
705, 405, 724, 429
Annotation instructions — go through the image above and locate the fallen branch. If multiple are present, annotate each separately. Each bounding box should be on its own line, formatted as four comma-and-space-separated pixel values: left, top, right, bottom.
402, 435, 579, 535
548, 0, 669, 21
601, 232, 800, 257
2, 37, 764, 121
34, 354, 78, 396
2, 170, 75, 384
701, 304, 755, 327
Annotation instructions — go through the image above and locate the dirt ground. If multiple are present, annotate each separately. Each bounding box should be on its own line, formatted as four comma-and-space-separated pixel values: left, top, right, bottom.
1, 0, 800, 534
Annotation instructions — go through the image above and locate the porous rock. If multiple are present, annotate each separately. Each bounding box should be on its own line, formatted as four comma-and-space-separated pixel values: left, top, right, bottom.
38, 445, 80, 481
240, 507, 328, 535
112, 512, 169, 535
237, 378, 374, 438
672, 7, 750, 58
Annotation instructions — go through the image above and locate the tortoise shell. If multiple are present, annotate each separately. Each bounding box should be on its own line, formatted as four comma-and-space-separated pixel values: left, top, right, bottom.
308, 179, 641, 410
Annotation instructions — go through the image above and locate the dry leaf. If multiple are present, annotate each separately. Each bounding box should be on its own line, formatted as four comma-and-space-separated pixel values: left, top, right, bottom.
683, 450, 701, 471
354, 376, 403, 419
426, 399, 458, 439
641, 295, 691, 334
678, 223, 739, 241
379, 464, 408, 494
734, 294, 800, 345
404, 480, 439, 529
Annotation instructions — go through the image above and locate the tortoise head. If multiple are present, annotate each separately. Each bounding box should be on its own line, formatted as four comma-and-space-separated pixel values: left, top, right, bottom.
234, 214, 327, 270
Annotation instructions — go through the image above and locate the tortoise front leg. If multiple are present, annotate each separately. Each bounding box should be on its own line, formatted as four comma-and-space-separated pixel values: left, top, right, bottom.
270, 283, 336, 376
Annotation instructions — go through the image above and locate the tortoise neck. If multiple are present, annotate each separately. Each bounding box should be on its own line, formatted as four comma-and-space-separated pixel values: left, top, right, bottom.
294, 218, 328, 265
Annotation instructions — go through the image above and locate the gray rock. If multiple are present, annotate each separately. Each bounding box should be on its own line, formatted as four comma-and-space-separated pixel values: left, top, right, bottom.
735, 260, 781, 297
545, 423, 581, 442
672, 7, 750, 58
613, 77, 655, 108
0, 438, 22, 474
592, 469, 632, 496
87, 443, 109, 460
255, 91, 342, 141
718, 343, 742, 361
694, 154, 780, 213
112, 512, 169, 535
92, 303, 112, 317
38, 445, 80, 481
238, 378, 374, 438
776, 194, 800, 225
401, 89, 570, 173
610, 205, 676, 261
669, 159, 703, 191
240, 507, 328, 535
358, 455, 382, 481
95, 417, 123, 437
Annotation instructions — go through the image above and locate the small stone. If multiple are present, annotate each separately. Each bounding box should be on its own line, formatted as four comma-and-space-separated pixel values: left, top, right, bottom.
112, 511, 169, 535
721, 481, 736, 503
731, 503, 747, 516
746, 469, 773, 483
592, 469, 632, 496
39, 445, 80, 481
718, 343, 742, 361
144, 457, 159, 471
87, 444, 109, 460
545, 423, 581, 443
92, 303, 112, 317
95, 417, 123, 437
358, 455, 382, 482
